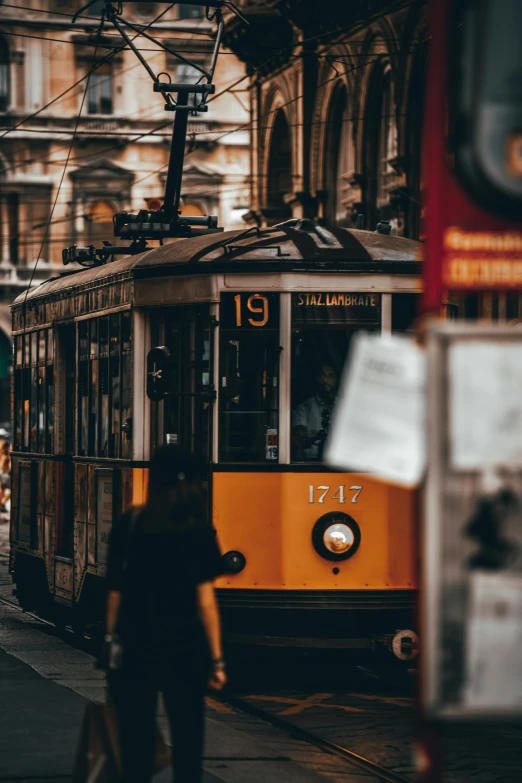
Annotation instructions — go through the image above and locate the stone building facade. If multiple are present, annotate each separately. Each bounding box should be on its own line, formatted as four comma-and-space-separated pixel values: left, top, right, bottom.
225, 0, 427, 238
0, 1, 250, 427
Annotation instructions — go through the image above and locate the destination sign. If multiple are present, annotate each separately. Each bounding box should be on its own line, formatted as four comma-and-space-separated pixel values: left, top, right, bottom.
221, 292, 279, 329
292, 292, 381, 325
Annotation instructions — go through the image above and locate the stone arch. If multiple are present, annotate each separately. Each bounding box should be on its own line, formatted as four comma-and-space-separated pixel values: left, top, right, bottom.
322, 81, 352, 226
403, 36, 428, 238
359, 44, 399, 230
84, 199, 116, 245
265, 108, 292, 224
310, 44, 356, 201
259, 75, 295, 211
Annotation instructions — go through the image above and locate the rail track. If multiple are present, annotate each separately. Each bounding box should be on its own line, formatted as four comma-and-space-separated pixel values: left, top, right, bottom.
220, 693, 414, 783
0, 592, 413, 783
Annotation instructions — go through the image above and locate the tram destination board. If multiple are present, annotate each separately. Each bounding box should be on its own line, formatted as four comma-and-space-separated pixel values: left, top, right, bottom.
292, 293, 381, 325
220, 293, 279, 329
424, 323, 522, 718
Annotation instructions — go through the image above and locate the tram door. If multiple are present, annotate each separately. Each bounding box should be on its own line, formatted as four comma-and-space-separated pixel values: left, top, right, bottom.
151, 305, 214, 464
55, 323, 76, 558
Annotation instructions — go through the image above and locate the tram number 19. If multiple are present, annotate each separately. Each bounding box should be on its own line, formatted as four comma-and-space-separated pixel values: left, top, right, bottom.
308, 485, 363, 504
235, 294, 269, 327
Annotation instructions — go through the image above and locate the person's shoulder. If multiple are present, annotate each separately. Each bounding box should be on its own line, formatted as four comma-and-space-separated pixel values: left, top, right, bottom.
294, 396, 316, 414
113, 506, 145, 534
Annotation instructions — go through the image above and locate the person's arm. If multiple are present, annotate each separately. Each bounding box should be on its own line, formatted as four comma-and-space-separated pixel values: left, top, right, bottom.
106, 590, 121, 636
197, 581, 226, 690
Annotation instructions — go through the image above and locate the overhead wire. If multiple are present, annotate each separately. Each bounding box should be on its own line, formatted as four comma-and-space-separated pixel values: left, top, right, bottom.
0, 5, 425, 190
0, 2, 177, 141
22, 14, 106, 311
0, 1, 212, 27
6, 0, 425, 262
129, 53, 397, 190
0, 0, 424, 144
0, 29, 236, 52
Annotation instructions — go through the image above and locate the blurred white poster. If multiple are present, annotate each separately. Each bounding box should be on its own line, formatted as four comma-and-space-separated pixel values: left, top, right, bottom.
449, 342, 522, 470
464, 572, 522, 709
324, 333, 426, 487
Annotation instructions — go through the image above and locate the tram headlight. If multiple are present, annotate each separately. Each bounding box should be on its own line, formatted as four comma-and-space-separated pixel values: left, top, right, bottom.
312, 513, 361, 562
222, 550, 246, 574
323, 523, 355, 554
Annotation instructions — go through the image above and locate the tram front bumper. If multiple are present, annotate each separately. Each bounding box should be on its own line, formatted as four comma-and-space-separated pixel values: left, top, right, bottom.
216, 588, 417, 650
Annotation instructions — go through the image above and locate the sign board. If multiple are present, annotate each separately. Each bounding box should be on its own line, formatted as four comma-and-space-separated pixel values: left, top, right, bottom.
292, 292, 381, 326
324, 332, 426, 487
424, 323, 522, 718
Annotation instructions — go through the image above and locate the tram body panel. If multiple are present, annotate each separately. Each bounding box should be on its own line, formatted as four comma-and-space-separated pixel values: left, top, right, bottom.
213, 472, 415, 591
213, 472, 284, 588
9, 224, 423, 647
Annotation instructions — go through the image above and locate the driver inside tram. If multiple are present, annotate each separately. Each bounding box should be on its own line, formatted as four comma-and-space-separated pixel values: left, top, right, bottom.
291, 363, 339, 460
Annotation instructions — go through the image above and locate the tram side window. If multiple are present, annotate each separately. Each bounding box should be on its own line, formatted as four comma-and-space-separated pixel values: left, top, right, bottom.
13, 329, 54, 453
77, 312, 132, 458
219, 293, 280, 463
154, 306, 211, 461
391, 294, 420, 334
291, 293, 380, 462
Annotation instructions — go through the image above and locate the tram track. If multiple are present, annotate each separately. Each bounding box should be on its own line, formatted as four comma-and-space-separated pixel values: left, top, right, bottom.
0, 592, 413, 783
221, 694, 414, 783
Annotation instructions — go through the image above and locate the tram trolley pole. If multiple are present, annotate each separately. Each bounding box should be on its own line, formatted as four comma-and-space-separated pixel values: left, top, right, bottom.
62, 1, 245, 266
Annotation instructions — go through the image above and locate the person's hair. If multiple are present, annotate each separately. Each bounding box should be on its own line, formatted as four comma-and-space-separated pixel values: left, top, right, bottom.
144, 445, 207, 532
0, 440, 10, 455
315, 363, 337, 377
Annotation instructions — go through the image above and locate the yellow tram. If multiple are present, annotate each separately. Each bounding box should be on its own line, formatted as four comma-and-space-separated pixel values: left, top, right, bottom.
10, 221, 421, 656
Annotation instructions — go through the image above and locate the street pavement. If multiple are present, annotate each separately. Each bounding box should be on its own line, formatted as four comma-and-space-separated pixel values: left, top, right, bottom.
0, 515, 363, 783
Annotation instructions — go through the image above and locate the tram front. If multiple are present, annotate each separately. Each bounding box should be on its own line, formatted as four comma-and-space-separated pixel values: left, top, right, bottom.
144, 223, 422, 656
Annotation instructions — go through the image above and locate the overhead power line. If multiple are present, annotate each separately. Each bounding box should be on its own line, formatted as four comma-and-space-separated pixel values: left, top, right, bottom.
0, 3, 177, 141
22, 15, 106, 309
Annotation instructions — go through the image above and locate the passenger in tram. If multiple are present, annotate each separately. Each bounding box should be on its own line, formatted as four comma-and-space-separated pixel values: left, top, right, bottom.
103, 445, 226, 782
0, 440, 11, 513
291, 363, 338, 460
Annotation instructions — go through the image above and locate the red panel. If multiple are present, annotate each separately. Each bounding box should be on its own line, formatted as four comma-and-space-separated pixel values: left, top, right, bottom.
423, 0, 522, 312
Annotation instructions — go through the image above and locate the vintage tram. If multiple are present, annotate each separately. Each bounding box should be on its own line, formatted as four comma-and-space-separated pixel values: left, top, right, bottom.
10, 220, 421, 655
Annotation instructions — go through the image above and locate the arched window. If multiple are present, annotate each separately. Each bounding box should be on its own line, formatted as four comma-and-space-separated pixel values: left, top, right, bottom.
87, 61, 113, 115
378, 70, 397, 205
324, 83, 351, 226
405, 46, 427, 239
86, 200, 114, 245
178, 4, 203, 19
364, 66, 397, 230
266, 109, 292, 225
180, 201, 205, 217
0, 37, 9, 113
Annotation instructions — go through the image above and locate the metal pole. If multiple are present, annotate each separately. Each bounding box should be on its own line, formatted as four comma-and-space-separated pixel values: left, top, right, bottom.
162, 91, 190, 220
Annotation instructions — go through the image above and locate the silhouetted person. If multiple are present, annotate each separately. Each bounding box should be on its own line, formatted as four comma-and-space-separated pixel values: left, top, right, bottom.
105, 446, 226, 782
0, 440, 11, 512
292, 364, 338, 460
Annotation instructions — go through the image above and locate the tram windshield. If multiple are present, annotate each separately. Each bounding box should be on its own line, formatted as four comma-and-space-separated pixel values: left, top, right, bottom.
291, 293, 381, 462
219, 293, 279, 462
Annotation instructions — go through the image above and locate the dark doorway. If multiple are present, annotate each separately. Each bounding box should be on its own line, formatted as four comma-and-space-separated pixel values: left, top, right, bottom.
266, 109, 292, 224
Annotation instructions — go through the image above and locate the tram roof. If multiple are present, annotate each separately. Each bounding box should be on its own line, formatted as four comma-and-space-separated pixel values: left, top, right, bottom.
13, 224, 422, 306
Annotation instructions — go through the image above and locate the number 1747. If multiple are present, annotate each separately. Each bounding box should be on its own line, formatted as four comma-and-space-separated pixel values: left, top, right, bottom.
308, 485, 363, 504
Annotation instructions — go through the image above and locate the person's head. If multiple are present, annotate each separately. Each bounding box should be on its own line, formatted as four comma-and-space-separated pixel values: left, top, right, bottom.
0, 440, 10, 455
315, 364, 338, 400
146, 445, 206, 529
